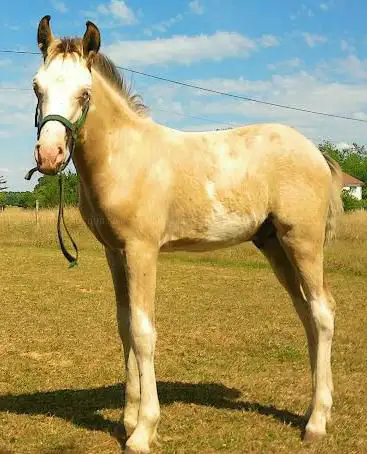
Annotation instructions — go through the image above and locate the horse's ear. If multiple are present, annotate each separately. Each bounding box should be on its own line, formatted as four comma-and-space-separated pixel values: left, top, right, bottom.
37, 15, 54, 58
83, 21, 101, 60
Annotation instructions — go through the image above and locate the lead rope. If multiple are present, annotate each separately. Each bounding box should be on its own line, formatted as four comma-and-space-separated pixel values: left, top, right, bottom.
25, 103, 88, 267
24, 115, 86, 268
25, 147, 79, 268
57, 171, 79, 268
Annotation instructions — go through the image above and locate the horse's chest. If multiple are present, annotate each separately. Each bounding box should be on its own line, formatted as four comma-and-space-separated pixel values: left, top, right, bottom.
79, 194, 127, 249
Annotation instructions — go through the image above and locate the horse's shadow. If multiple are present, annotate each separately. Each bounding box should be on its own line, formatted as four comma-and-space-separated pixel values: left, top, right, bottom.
0, 381, 306, 444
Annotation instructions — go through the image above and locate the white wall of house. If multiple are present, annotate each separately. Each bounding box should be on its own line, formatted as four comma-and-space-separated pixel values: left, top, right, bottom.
343, 185, 363, 200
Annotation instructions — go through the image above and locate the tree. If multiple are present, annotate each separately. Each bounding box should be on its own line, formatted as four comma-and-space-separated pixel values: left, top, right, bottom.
34, 171, 79, 208
318, 141, 343, 165
320, 141, 367, 209
319, 141, 367, 200
17, 192, 37, 209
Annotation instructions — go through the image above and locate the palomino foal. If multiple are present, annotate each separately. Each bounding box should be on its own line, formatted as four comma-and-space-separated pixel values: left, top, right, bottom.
32, 16, 343, 453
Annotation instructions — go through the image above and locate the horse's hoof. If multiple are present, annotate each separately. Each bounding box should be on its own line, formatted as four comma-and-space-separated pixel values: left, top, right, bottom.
303, 429, 326, 443
125, 439, 150, 454
124, 447, 150, 454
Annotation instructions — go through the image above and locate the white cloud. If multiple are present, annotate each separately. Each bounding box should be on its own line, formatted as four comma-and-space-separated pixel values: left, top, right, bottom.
105, 31, 260, 67
194, 74, 367, 141
4, 24, 20, 31
51, 0, 68, 13
85, 0, 137, 26
183, 77, 271, 95
291, 4, 314, 20
267, 58, 302, 71
0, 59, 11, 67
303, 33, 327, 47
340, 39, 355, 54
320, 1, 333, 11
258, 34, 279, 48
0, 85, 35, 135
142, 71, 367, 144
0, 166, 11, 172
189, 0, 204, 15
352, 112, 367, 121
144, 14, 183, 36
330, 55, 367, 81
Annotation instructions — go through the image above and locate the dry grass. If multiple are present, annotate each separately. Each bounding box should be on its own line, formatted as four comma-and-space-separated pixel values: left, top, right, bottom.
0, 207, 366, 453
337, 209, 367, 241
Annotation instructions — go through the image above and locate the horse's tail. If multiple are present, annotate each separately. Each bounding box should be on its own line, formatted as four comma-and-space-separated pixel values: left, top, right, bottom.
322, 153, 344, 244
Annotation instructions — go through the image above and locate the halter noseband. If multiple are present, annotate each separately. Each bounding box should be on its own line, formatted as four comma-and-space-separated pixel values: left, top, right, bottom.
26, 99, 90, 180
36, 101, 90, 141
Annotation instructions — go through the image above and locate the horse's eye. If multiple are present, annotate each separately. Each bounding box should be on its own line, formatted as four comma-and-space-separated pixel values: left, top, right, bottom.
80, 90, 91, 101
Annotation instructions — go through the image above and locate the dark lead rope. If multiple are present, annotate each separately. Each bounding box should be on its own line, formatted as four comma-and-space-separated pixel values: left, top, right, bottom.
25, 165, 79, 267
25, 101, 89, 267
58, 172, 79, 267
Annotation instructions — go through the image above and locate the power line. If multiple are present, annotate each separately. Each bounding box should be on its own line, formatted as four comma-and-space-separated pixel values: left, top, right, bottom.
1, 48, 367, 124
0, 87, 32, 91
117, 65, 367, 124
0, 49, 39, 55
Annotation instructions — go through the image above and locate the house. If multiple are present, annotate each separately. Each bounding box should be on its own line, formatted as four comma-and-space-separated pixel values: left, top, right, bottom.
342, 172, 364, 200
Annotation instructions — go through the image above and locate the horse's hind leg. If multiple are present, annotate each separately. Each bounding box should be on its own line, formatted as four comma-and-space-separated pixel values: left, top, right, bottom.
105, 248, 140, 438
254, 233, 317, 401
279, 221, 335, 441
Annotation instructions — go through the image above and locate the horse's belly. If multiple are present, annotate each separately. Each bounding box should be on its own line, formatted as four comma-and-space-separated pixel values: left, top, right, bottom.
161, 210, 263, 252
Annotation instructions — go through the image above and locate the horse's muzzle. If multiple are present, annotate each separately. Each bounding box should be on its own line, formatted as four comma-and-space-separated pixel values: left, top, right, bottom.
35, 142, 66, 175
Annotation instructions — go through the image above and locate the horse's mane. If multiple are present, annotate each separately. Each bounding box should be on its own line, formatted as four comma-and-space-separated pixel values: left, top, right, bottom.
46, 37, 148, 117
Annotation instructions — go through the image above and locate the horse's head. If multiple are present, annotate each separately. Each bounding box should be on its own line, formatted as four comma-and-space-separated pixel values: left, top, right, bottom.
33, 16, 101, 175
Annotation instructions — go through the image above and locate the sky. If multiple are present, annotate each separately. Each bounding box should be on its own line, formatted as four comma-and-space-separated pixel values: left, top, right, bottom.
1, 0, 367, 190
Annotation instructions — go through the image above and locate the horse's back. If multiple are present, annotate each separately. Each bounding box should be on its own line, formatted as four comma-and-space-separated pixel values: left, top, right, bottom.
160, 123, 332, 251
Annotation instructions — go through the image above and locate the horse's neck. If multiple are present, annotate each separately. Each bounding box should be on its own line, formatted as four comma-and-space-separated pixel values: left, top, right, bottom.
73, 71, 144, 186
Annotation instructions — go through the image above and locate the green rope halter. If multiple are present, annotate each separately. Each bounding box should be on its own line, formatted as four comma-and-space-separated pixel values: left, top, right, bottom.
25, 101, 90, 267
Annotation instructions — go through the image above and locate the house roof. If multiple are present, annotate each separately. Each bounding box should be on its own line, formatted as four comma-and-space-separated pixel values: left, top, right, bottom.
342, 172, 364, 186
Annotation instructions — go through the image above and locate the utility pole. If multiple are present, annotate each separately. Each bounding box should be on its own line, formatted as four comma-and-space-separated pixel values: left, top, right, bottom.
0, 176, 7, 211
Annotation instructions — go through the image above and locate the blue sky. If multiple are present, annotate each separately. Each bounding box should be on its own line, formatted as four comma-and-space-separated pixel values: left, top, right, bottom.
1, 0, 367, 190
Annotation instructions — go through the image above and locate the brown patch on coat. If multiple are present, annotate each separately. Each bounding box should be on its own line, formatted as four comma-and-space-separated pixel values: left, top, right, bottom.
270, 132, 281, 144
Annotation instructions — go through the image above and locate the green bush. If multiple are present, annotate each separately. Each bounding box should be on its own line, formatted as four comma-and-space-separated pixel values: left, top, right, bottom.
341, 190, 366, 211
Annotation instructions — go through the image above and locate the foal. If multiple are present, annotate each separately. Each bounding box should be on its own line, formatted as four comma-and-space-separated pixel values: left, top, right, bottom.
32, 16, 343, 453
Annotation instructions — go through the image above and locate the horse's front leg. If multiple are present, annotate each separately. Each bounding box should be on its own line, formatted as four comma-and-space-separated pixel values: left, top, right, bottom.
105, 248, 141, 438
123, 240, 160, 454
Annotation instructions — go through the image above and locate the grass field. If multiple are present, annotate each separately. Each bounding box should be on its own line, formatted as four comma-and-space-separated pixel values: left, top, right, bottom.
0, 208, 366, 453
